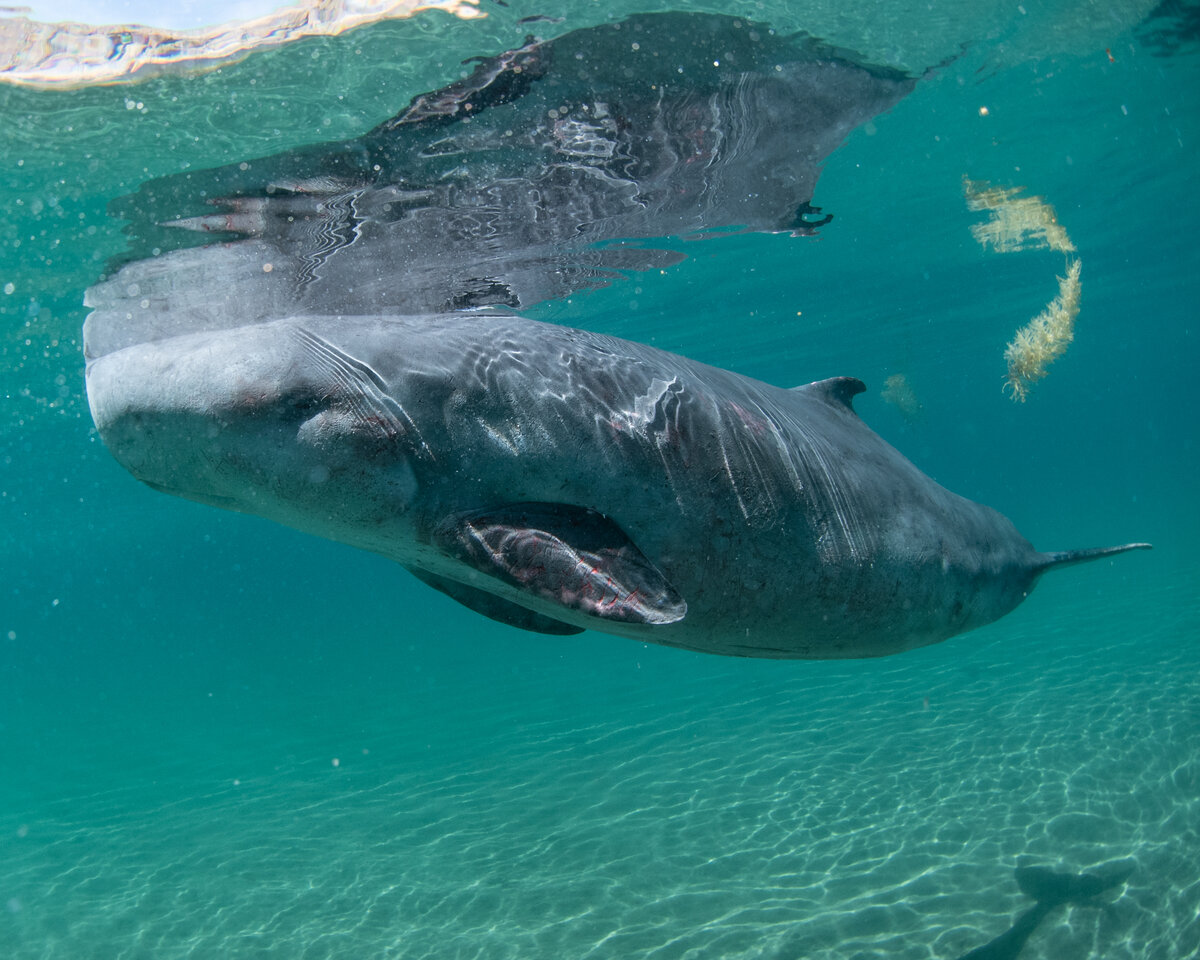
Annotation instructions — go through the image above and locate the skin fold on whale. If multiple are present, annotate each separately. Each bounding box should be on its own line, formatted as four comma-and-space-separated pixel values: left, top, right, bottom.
83, 312, 1150, 659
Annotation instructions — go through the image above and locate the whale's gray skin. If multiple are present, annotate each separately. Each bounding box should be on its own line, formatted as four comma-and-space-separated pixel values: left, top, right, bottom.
85, 13, 915, 357
84, 312, 1150, 659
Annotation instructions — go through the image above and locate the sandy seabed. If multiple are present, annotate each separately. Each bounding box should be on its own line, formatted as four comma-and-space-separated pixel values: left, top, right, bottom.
1, 567, 1195, 960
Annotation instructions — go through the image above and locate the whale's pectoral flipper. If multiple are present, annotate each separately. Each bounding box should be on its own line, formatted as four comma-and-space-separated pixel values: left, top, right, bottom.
407, 568, 584, 636
435, 502, 686, 626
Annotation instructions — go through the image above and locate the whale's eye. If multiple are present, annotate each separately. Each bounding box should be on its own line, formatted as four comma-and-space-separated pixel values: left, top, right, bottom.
281, 391, 324, 419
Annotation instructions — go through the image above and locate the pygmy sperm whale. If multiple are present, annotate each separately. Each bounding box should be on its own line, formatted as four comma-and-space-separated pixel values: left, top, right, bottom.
84, 312, 1150, 658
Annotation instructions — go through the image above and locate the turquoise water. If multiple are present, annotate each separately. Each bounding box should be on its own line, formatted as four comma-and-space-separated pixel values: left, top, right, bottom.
2, 2, 1198, 957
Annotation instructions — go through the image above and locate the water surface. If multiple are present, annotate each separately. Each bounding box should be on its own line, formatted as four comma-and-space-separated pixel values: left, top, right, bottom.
1, 1, 1197, 957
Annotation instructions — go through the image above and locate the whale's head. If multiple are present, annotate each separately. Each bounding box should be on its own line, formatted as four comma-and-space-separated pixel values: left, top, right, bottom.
83, 312, 689, 635
84, 316, 429, 549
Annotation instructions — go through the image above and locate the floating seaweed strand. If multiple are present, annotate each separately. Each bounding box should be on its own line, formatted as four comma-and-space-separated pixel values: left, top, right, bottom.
1003, 258, 1082, 402
963, 176, 1081, 402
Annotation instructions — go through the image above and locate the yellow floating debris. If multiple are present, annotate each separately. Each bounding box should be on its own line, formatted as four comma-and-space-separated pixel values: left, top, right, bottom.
963, 177, 1076, 254
881, 373, 923, 420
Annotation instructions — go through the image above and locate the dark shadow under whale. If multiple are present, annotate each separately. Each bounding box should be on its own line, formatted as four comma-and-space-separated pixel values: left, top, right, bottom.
956, 864, 1134, 960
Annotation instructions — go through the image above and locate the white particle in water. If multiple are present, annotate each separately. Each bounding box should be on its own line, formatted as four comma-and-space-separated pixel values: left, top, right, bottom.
2, 283, 13, 295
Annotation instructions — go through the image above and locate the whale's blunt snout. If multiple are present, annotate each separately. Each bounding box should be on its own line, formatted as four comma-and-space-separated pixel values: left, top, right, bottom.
84, 329, 289, 499
86, 349, 215, 497
86, 352, 160, 479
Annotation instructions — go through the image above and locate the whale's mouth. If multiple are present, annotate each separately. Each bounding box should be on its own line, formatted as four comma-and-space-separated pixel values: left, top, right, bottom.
142, 480, 241, 510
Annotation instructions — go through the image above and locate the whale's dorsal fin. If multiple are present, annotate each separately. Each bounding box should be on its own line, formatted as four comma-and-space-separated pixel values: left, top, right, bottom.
435, 502, 686, 626
793, 376, 866, 412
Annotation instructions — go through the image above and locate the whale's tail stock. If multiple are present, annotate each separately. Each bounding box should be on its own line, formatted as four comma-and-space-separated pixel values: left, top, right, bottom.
1036, 541, 1152, 572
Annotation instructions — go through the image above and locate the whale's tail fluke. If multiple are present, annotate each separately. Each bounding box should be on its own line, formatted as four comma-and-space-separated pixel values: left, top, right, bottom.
1036, 542, 1152, 572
